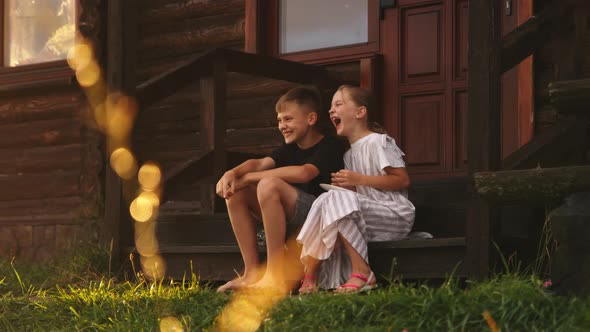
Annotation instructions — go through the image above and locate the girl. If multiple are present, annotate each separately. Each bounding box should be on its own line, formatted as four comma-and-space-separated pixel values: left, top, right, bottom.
296, 85, 415, 293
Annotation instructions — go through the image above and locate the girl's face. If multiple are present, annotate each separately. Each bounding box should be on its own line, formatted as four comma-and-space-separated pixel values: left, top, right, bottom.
329, 89, 361, 137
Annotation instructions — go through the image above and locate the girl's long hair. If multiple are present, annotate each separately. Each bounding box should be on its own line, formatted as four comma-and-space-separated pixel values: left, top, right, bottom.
337, 85, 387, 134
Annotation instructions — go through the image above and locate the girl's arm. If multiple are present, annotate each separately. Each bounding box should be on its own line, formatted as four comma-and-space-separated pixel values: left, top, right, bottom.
331, 167, 410, 191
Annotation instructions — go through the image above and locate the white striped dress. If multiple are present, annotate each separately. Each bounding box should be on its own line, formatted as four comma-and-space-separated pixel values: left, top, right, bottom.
296, 133, 416, 289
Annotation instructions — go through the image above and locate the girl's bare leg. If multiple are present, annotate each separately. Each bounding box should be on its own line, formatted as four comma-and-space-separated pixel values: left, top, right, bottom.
338, 233, 371, 290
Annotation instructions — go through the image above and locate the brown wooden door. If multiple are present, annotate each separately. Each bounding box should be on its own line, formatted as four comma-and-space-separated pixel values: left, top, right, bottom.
380, 0, 533, 179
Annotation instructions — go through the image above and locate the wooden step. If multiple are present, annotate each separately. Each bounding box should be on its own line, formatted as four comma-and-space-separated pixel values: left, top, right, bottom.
123, 236, 467, 281
155, 213, 232, 244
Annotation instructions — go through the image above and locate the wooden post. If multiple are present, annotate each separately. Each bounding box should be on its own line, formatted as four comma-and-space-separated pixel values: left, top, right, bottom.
104, 0, 137, 267
199, 59, 228, 213
245, 0, 262, 53
466, 0, 502, 280
360, 55, 383, 124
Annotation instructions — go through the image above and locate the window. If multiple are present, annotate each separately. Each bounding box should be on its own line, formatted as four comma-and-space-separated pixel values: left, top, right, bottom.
279, 0, 369, 54
3, 0, 77, 67
253, 0, 379, 64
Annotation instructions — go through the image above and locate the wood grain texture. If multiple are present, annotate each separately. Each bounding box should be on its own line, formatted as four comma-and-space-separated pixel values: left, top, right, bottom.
0, 118, 81, 149
0, 171, 80, 202
0, 144, 82, 174
139, 0, 244, 25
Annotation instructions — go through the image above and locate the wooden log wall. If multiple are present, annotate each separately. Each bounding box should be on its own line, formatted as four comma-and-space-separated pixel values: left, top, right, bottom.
0, 88, 102, 261
133, 0, 360, 205
0, 0, 104, 262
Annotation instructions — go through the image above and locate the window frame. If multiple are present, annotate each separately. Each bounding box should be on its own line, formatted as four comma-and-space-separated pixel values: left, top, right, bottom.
255, 0, 380, 64
0, 0, 79, 86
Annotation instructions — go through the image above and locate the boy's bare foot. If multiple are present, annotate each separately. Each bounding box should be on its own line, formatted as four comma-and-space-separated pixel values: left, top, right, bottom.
247, 274, 288, 294
216, 274, 259, 293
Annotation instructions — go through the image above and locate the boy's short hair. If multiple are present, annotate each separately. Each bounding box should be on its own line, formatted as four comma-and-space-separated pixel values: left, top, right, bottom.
275, 86, 322, 114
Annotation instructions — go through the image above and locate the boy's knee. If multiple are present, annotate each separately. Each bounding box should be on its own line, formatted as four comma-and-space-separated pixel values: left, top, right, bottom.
226, 189, 248, 209
257, 177, 284, 203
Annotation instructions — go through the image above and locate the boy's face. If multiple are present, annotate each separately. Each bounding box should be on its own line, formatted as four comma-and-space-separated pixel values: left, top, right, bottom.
277, 102, 316, 145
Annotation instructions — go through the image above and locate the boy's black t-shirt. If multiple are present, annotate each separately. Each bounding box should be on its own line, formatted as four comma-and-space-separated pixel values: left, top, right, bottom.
269, 135, 346, 197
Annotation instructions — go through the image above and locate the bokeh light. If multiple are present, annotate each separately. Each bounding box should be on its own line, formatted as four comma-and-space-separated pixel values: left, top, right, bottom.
67, 42, 93, 71
138, 163, 162, 191
160, 316, 184, 332
134, 221, 158, 257
106, 94, 137, 143
140, 254, 166, 281
130, 195, 154, 222
75, 61, 101, 87
139, 190, 160, 207
93, 102, 107, 130
110, 147, 138, 180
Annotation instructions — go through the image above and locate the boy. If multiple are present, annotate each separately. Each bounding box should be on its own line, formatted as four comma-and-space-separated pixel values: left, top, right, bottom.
216, 86, 345, 292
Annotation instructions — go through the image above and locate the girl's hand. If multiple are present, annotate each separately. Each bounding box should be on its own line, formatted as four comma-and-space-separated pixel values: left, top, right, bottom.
331, 169, 364, 187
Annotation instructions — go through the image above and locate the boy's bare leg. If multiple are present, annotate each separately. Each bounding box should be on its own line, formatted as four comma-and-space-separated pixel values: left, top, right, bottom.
250, 177, 298, 289
338, 233, 371, 291
217, 185, 262, 292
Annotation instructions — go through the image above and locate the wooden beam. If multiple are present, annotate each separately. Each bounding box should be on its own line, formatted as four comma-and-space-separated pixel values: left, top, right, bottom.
360, 55, 383, 124
136, 48, 336, 110
104, 0, 137, 267
466, 0, 503, 280
474, 165, 590, 203
245, 0, 262, 53
549, 78, 590, 114
200, 59, 228, 213
500, 0, 575, 73
223, 49, 337, 87
135, 51, 215, 109
501, 116, 584, 170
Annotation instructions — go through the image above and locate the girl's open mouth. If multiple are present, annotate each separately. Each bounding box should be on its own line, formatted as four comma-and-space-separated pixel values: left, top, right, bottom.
331, 116, 341, 127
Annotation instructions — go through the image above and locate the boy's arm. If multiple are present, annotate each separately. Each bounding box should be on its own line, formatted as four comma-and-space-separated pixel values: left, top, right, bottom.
217, 157, 275, 198
331, 167, 410, 191
238, 164, 319, 188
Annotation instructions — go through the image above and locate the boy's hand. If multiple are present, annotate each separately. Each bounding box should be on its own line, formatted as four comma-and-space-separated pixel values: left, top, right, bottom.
331, 169, 363, 188
216, 171, 237, 199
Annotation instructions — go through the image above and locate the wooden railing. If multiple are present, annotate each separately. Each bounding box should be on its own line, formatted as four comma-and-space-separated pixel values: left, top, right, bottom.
466, 0, 583, 279
135, 48, 338, 211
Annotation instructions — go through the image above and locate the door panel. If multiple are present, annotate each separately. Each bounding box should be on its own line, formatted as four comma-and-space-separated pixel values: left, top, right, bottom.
402, 4, 444, 83
454, 0, 469, 80
401, 93, 445, 169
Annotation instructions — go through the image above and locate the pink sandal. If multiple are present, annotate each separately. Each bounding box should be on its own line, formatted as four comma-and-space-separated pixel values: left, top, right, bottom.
337, 272, 378, 294
298, 275, 318, 294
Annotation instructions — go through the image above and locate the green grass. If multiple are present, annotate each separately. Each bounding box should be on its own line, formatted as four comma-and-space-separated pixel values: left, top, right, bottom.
1, 247, 589, 331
